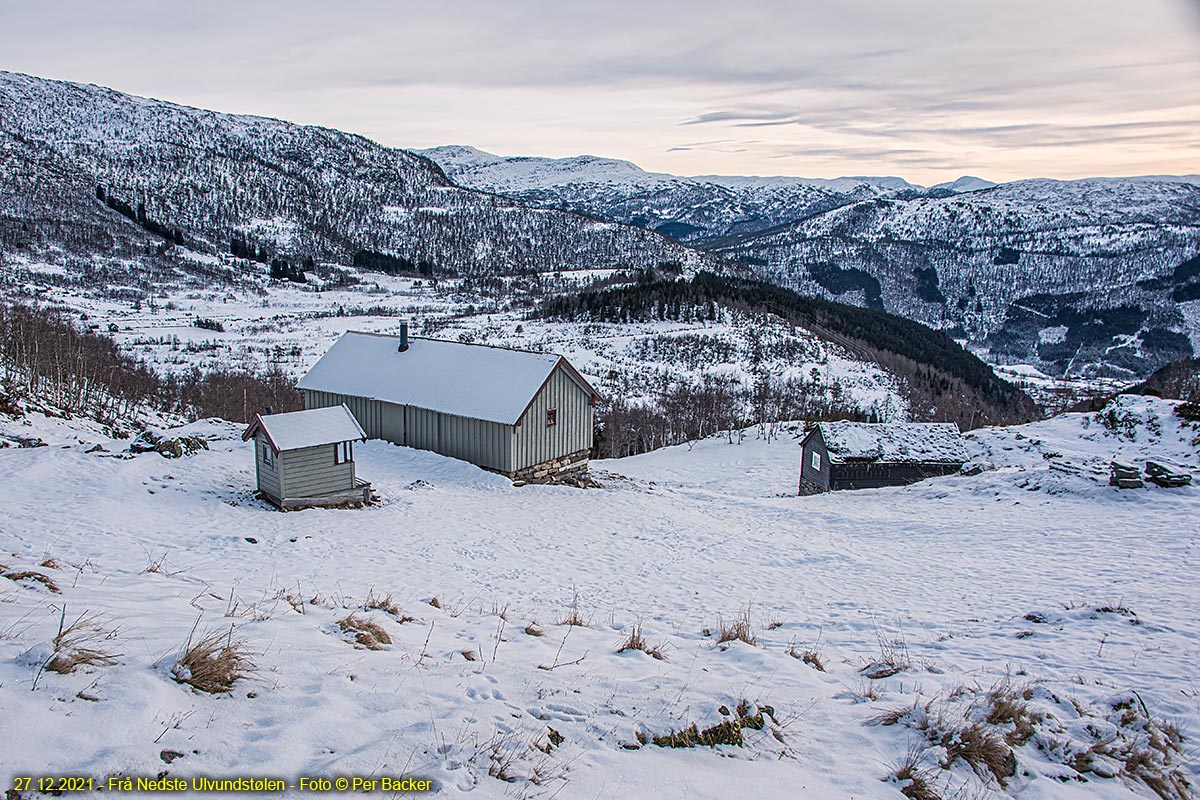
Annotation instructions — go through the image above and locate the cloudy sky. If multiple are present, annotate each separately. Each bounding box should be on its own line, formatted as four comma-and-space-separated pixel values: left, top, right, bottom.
2, 1, 1198, 183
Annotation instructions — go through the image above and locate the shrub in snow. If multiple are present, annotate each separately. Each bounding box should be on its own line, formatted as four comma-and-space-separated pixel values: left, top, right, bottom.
171, 628, 254, 693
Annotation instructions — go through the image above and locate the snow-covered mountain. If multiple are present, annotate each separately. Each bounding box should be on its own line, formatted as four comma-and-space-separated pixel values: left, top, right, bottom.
0, 72, 719, 279
420, 145, 920, 244
723, 178, 1200, 379
421, 145, 1200, 380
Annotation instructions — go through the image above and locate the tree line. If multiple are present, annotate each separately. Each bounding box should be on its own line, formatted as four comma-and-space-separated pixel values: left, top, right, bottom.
0, 301, 300, 425
537, 271, 1039, 429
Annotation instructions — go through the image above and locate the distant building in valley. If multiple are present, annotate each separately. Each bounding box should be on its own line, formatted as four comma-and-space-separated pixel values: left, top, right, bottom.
799, 421, 967, 494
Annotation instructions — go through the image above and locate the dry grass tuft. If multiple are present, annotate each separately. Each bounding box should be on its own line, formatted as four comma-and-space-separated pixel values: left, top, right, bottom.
891, 746, 942, 800
337, 614, 392, 650
986, 683, 1042, 746
789, 643, 827, 671
364, 590, 415, 623
716, 608, 757, 646
941, 720, 1016, 786
2, 570, 61, 593
47, 612, 120, 674
172, 628, 254, 693
861, 625, 910, 679
617, 624, 666, 660
651, 702, 770, 749
557, 592, 587, 627
428, 596, 441, 609
462, 649, 478, 661
40, 557, 62, 570
870, 702, 921, 728
143, 550, 171, 574
524, 622, 545, 637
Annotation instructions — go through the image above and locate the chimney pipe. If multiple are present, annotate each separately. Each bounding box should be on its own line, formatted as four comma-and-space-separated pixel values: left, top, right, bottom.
398, 322, 410, 352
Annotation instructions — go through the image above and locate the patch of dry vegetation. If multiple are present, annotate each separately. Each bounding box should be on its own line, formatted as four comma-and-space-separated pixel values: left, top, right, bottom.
46, 612, 120, 674
652, 701, 773, 748
617, 623, 666, 660
363, 590, 415, 623
2, 569, 60, 593
557, 592, 587, 627
889, 744, 942, 800
715, 608, 756, 646
171, 627, 254, 693
337, 614, 392, 650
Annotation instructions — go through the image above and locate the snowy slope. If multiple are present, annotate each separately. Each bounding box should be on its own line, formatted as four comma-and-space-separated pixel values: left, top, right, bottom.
0, 397, 1197, 798
0, 71, 720, 279
722, 178, 1200, 379
420, 145, 1200, 381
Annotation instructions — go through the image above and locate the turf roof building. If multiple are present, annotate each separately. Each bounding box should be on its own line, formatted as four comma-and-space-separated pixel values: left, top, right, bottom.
799, 421, 967, 494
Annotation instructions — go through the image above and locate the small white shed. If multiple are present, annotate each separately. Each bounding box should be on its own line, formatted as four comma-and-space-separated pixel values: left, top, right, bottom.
242, 404, 370, 509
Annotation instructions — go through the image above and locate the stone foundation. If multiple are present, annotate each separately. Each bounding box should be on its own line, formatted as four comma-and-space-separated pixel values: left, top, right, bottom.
507, 449, 591, 485
798, 478, 827, 496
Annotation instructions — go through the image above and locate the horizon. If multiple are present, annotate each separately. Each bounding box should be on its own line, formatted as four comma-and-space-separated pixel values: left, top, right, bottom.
2, 1, 1198, 184
6, 67, 1199, 188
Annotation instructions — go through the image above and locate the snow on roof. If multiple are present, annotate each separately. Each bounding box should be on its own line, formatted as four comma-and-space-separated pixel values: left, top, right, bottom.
242, 404, 366, 452
297, 332, 596, 426
811, 422, 967, 464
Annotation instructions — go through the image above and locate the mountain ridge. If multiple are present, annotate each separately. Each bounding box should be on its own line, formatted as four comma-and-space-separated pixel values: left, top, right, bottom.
0, 70, 721, 280
419, 145, 1200, 380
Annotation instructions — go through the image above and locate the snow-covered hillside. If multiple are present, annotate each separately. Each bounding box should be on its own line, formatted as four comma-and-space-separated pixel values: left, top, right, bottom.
0, 71, 719, 279
0, 260, 908, 430
420, 144, 1200, 382
0, 396, 1196, 798
724, 178, 1200, 379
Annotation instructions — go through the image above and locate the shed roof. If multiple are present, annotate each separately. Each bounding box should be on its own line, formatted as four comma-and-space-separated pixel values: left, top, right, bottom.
242, 404, 366, 452
296, 331, 599, 426
806, 421, 967, 465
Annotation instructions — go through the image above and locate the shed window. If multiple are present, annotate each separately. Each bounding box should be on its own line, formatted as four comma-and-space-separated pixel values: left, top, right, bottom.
811, 451, 821, 470
262, 443, 273, 465
334, 441, 353, 465
546, 408, 558, 427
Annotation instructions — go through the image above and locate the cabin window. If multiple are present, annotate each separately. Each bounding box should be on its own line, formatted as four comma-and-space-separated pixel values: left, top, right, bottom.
811, 451, 821, 470
262, 443, 273, 466
546, 408, 558, 427
334, 441, 353, 465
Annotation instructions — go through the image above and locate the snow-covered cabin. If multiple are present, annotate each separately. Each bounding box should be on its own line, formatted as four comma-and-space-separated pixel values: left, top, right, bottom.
241, 404, 370, 509
296, 328, 601, 483
799, 421, 967, 494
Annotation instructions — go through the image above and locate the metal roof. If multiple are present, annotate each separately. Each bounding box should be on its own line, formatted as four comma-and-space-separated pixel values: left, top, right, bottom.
807, 421, 967, 465
242, 404, 366, 452
296, 332, 597, 426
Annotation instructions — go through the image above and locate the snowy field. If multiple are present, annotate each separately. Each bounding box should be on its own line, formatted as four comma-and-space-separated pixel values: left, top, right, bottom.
0, 397, 1197, 798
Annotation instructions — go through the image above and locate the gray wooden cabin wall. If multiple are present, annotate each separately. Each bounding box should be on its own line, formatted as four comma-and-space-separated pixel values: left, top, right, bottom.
304, 390, 386, 439
513, 367, 594, 472
254, 432, 282, 499
303, 388, 512, 472
279, 443, 356, 498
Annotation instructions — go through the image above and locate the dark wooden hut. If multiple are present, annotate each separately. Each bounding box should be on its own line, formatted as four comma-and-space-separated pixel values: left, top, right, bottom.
799, 421, 967, 494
